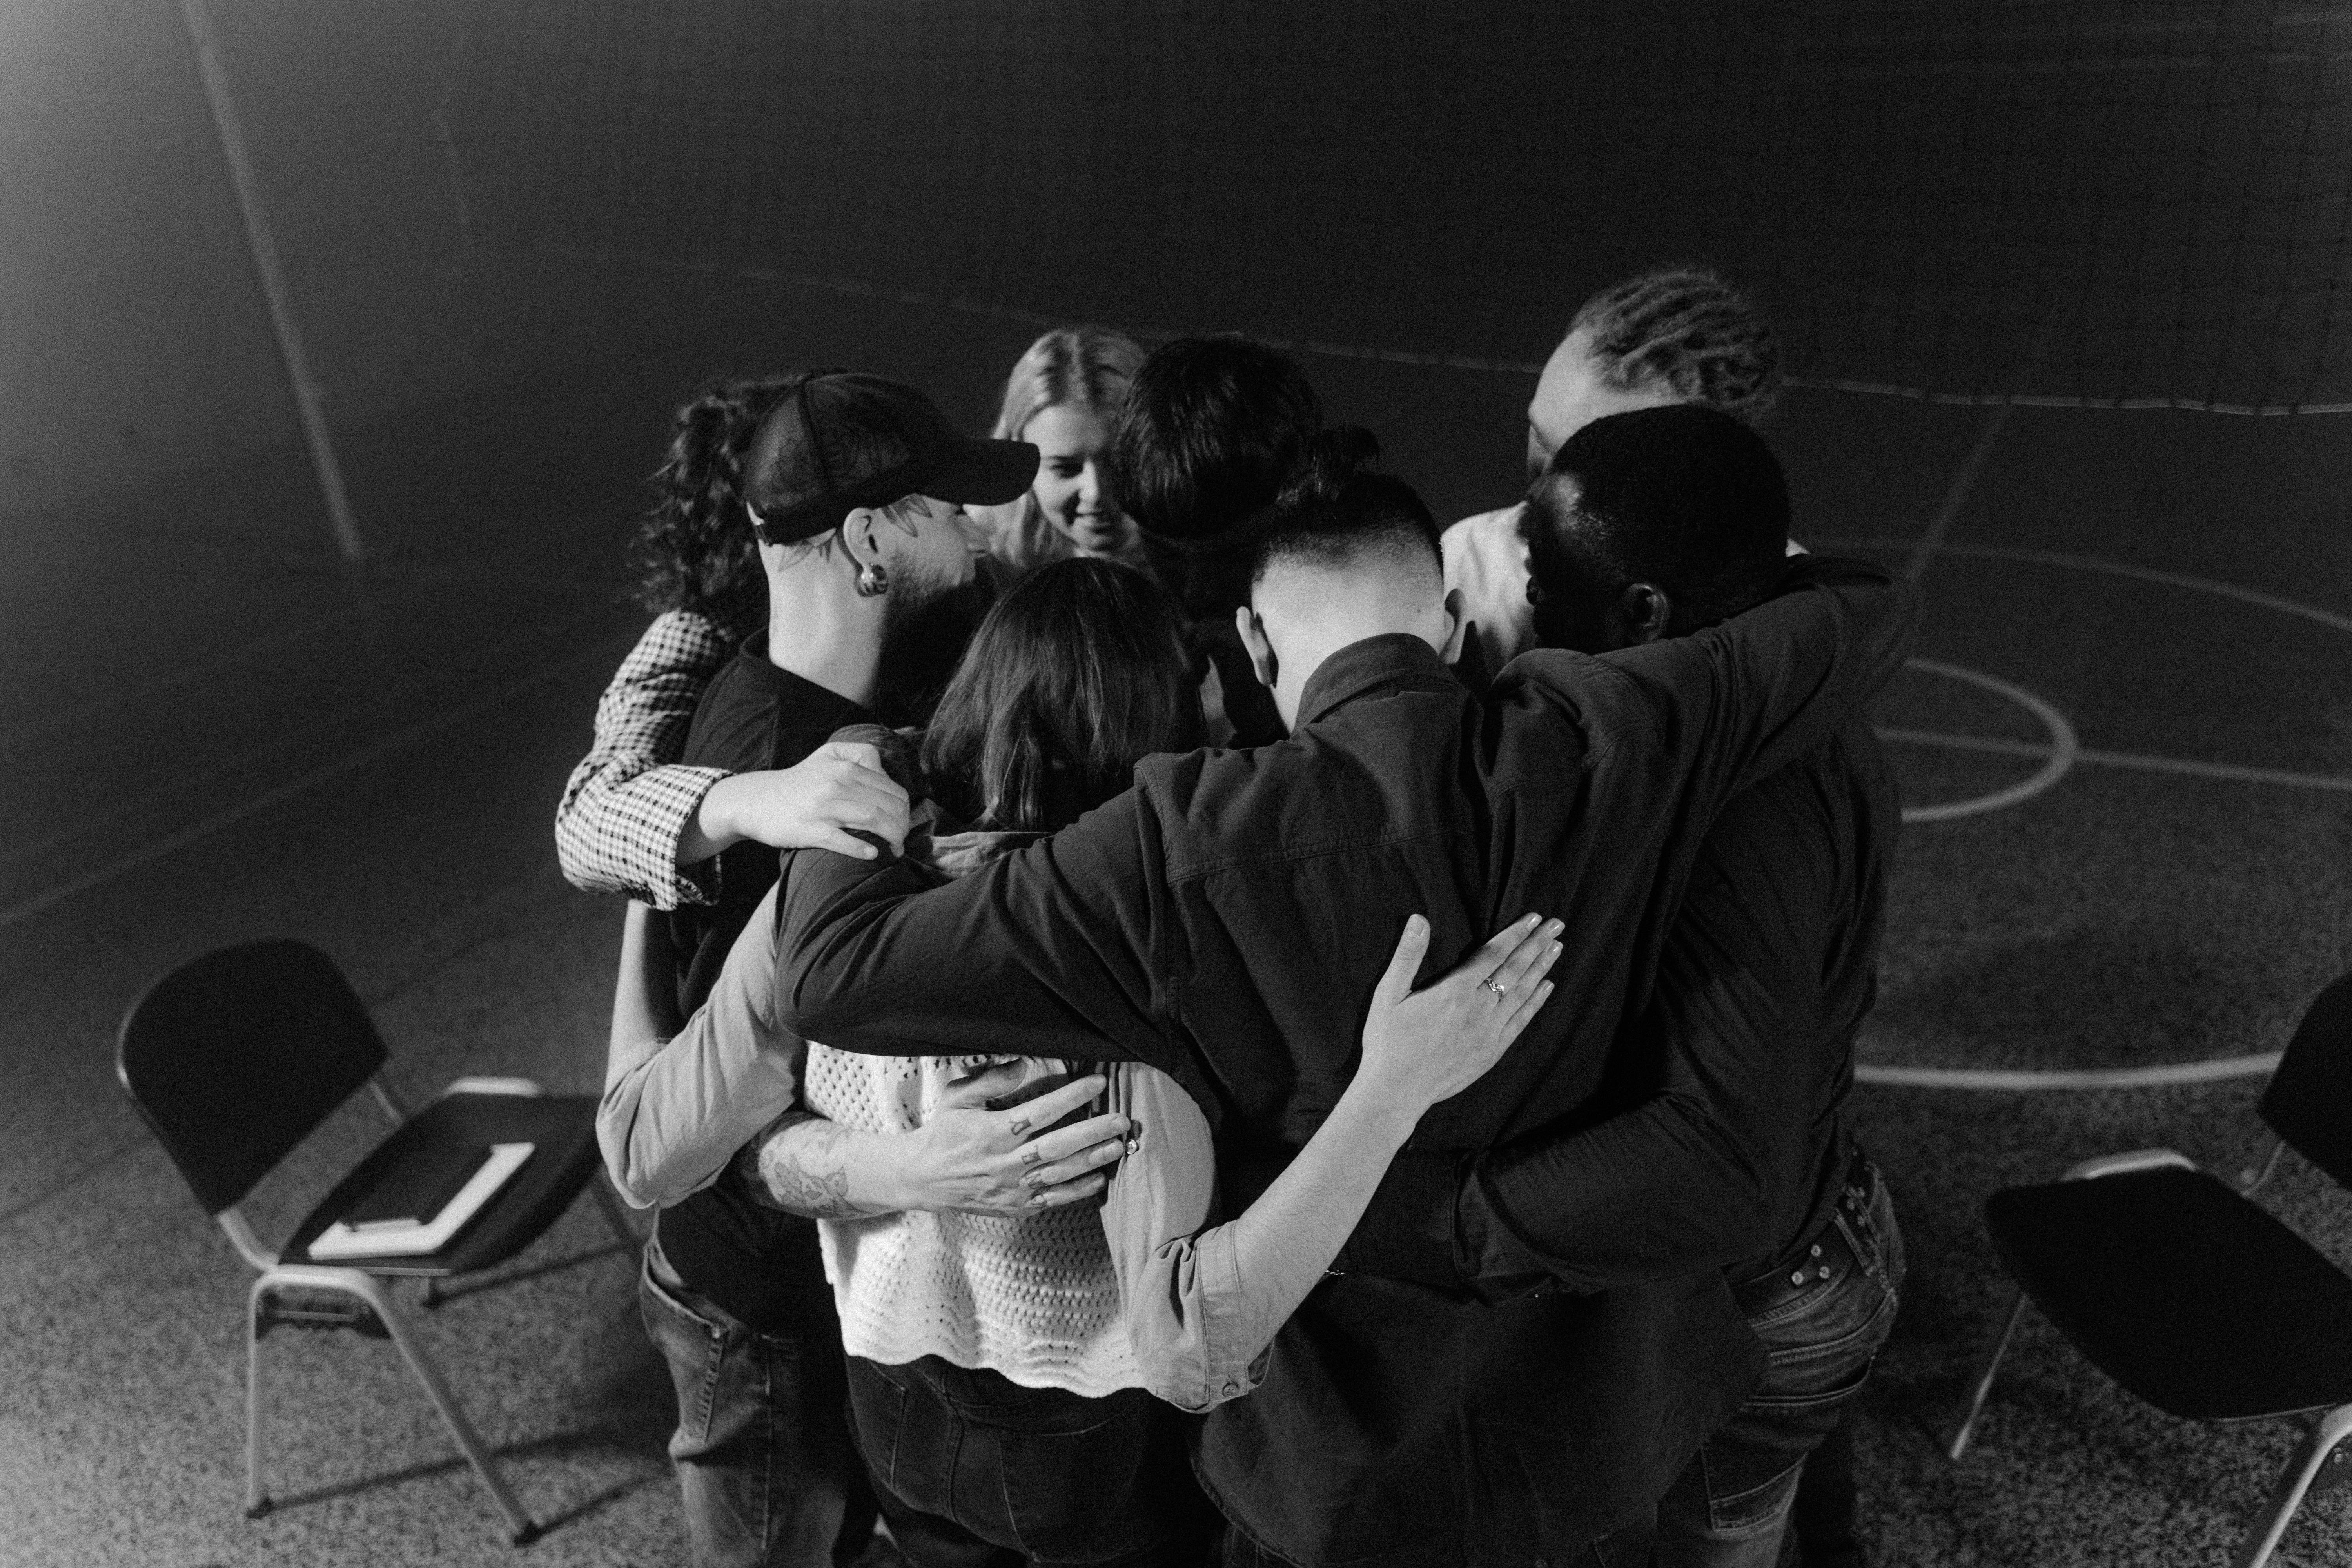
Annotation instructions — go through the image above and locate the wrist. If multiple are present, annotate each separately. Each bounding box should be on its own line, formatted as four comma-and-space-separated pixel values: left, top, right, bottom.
1331, 1078, 1423, 1151
691, 774, 746, 858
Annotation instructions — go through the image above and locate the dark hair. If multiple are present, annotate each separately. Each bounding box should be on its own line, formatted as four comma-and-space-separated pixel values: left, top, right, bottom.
1250, 426, 1440, 586
1571, 267, 1780, 425
631, 375, 806, 634
921, 559, 1200, 833
1526, 405, 1789, 630
1112, 336, 1321, 536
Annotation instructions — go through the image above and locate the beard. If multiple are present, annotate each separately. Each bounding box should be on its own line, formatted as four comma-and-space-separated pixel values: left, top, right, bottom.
872, 569, 997, 727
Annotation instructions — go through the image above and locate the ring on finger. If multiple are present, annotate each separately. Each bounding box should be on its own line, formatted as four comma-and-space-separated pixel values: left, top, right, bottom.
1482, 976, 1510, 996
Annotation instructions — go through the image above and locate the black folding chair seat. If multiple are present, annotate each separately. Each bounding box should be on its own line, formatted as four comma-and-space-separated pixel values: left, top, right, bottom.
117, 938, 636, 1546
1986, 1165, 2352, 1423
282, 1091, 608, 1276
1949, 971, 2352, 1568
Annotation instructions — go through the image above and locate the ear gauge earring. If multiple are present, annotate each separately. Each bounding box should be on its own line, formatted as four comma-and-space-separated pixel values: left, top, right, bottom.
854, 561, 891, 598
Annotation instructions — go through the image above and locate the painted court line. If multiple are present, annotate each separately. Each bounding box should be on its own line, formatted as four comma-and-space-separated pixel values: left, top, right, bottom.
1855, 1053, 2282, 1091
1880, 728, 2352, 795
547, 246, 2352, 415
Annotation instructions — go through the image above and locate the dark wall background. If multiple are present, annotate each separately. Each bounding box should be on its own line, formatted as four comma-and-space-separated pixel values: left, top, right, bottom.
8, 0, 2350, 533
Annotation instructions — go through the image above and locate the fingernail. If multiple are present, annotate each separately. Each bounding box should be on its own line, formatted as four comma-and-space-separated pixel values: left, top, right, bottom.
1407, 915, 1426, 934
1029, 1192, 1050, 1206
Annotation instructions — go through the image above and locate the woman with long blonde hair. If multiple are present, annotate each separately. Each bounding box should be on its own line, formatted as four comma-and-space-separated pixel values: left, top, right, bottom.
976, 326, 1148, 575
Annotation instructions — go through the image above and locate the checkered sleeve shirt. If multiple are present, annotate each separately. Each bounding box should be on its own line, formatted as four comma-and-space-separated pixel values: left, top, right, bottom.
555, 610, 737, 908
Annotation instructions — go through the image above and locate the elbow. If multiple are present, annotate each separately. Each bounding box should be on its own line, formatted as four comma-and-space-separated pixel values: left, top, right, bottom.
594, 1095, 662, 1210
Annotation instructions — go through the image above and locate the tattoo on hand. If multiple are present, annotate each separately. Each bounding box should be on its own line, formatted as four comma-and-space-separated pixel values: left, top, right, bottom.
741, 1116, 883, 1219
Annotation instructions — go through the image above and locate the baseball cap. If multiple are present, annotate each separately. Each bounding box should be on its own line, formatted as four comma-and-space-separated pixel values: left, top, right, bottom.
743, 372, 1040, 545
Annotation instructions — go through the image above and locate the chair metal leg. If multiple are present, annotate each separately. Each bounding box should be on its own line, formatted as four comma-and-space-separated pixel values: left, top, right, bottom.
1948, 1289, 2029, 1460
244, 1276, 273, 1518
254, 1265, 541, 1544
352, 1274, 542, 1545
2229, 1404, 2352, 1568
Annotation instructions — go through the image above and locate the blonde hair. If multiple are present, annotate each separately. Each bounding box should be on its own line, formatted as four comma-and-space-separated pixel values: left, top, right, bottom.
981, 326, 1147, 573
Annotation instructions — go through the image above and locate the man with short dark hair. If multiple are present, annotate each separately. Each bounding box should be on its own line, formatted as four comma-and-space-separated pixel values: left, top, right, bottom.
1341, 404, 1904, 1568
1110, 335, 1325, 746
765, 403, 1916, 1565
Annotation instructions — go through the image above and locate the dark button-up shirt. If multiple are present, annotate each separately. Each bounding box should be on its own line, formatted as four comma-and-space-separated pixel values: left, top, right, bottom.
770, 556, 1914, 1566
1340, 721, 1901, 1301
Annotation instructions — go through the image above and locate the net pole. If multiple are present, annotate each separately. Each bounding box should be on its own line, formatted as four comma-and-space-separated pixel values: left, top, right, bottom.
176, 0, 366, 563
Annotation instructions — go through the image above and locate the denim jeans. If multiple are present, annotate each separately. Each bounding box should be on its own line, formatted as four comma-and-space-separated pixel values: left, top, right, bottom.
847, 1354, 1219, 1568
1654, 1162, 1905, 1568
639, 1238, 880, 1568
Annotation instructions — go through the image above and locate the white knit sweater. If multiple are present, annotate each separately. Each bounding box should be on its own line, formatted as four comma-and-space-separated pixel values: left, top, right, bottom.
800, 828, 1140, 1397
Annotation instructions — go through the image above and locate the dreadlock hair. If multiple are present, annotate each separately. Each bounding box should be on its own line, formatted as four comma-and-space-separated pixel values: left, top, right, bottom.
921, 558, 1200, 833
1570, 267, 1781, 425
1250, 426, 1441, 588
631, 374, 806, 636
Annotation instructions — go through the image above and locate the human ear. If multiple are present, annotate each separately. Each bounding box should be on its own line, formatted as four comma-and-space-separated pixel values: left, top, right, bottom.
1438, 586, 1470, 665
1619, 581, 1672, 645
1236, 605, 1278, 690
840, 508, 884, 565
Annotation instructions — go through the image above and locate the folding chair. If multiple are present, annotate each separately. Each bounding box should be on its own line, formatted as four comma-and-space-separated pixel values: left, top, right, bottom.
116, 938, 638, 1545
1947, 971, 2352, 1568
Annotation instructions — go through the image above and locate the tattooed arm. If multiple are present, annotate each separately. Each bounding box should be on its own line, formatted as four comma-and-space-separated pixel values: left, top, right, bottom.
739, 1112, 893, 1220
736, 1067, 1137, 1219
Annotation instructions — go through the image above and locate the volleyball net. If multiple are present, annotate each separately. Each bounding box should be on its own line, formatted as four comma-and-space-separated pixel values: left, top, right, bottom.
443, 0, 2352, 413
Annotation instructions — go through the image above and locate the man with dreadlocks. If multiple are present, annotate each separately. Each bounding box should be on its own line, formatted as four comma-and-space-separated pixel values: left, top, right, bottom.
1443, 266, 1784, 677
1418, 272, 1885, 1568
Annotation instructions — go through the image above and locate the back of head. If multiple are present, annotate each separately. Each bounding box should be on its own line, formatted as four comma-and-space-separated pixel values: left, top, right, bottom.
1571, 267, 1780, 425
632, 374, 804, 634
1251, 426, 1442, 595
1112, 337, 1323, 619
992, 326, 1146, 441
1527, 405, 1789, 632
921, 558, 1200, 833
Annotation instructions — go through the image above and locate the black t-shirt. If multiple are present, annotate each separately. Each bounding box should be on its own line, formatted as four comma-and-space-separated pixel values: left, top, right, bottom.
653, 635, 872, 1334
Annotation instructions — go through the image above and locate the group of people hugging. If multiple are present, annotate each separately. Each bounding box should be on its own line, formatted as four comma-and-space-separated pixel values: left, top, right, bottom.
555, 267, 1914, 1568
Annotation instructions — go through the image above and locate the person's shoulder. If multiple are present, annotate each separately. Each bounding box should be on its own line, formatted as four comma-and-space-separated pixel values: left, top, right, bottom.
1440, 501, 1527, 562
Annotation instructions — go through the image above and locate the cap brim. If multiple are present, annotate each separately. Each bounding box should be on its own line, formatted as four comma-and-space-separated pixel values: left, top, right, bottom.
921, 436, 1039, 507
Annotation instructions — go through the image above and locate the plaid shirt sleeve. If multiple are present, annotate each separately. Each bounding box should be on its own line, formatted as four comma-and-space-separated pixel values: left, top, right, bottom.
555, 610, 736, 907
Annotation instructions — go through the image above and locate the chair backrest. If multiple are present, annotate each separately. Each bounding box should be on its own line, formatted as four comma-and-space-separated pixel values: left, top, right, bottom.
116, 940, 389, 1216
2258, 969, 2352, 1192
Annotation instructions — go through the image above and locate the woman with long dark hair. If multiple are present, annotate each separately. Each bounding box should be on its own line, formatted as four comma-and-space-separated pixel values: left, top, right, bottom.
621, 554, 1560, 1566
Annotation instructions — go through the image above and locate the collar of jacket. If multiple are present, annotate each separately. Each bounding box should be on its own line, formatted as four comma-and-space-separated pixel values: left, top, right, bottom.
1295, 633, 1459, 730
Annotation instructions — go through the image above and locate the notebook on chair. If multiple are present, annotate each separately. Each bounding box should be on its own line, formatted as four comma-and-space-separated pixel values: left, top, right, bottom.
309, 1142, 535, 1259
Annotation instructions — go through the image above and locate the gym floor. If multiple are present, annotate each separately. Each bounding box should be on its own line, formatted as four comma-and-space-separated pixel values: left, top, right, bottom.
2, 255, 2348, 1566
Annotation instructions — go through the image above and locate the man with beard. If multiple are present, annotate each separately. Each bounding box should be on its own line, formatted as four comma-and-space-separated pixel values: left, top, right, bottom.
615, 371, 1041, 1568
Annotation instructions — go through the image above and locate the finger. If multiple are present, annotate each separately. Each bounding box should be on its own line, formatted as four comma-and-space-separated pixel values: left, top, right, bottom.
1462, 912, 1546, 975
1022, 1135, 1132, 1189
804, 825, 882, 861
997, 1074, 1109, 1137
821, 740, 885, 772
1486, 925, 1566, 998
1372, 915, 1432, 1008
1028, 1171, 1110, 1207
1016, 1112, 1131, 1166
824, 794, 911, 855
936, 1061, 1031, 1109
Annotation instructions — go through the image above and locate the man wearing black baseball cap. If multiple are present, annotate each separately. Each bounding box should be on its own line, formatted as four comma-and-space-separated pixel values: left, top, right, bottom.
608, 370, 1037, 1568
